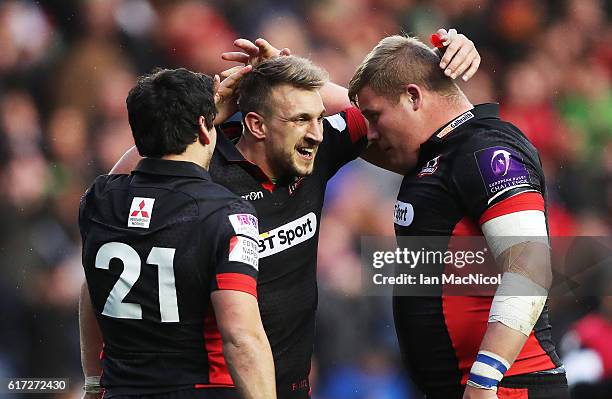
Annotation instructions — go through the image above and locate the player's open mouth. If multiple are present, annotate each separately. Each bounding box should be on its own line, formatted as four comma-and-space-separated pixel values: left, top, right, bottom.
297, 147, 315, 160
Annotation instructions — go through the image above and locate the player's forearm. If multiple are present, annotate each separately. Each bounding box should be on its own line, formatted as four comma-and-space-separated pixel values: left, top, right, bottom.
467, 240, 550, 392
478, 321, 528, 368
319, 81, 351, 115
223, 328, 276, 399
79, 281, 103, 378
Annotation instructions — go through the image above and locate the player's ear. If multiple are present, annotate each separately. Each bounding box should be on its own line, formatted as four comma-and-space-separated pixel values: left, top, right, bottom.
243, 112, 266, 140
402, 84, 423, 111
197, 115, 211, 145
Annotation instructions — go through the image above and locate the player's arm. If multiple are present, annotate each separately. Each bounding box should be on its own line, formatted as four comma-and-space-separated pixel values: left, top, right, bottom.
464, 229, 551, 399
211, 204, 275, 398
79, 281, 104, 399
453, 142, 551, 398
212, 290, 276, 399
109, 65, 252, 175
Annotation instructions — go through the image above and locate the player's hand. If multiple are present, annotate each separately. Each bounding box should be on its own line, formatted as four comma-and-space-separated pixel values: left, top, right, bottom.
213, 64, 252, 124
462, 385, 498, 399
221, 38, 291, 68
436, 28, 481, 82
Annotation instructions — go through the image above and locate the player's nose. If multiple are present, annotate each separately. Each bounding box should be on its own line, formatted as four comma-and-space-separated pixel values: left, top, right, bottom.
305, 119, 324, 144
367, 127, 380, 142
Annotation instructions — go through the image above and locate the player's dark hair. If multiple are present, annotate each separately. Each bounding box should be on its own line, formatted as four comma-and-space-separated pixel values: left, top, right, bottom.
126, 68, 217, 158
237, 56, 328, 118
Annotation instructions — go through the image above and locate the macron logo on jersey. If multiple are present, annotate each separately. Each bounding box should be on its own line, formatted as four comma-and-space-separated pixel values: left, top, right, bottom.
128, 197, 155, 228
258, 213, 317, 258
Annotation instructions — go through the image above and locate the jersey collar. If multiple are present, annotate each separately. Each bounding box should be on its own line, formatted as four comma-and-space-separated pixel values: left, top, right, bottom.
215, 126, 249, 163
426, 103, 500, 144
215, 127, 288, 187
133, 158, 211, 180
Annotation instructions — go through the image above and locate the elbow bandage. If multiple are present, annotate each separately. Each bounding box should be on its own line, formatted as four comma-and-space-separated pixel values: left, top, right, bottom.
488, 272, 547, 336
467, 350, 511, 391
482, 210, 549, 336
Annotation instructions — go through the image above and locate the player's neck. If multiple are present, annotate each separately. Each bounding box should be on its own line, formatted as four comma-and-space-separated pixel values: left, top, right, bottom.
162, 143, 211, 170
424, 94, 473, 140
236, 135, 277, 180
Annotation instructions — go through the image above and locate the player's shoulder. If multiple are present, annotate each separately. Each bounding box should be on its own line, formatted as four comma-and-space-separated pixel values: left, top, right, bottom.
82, 173, 130, 203
454, 118, 536, 158
188, 178, 255, 215
182, 178, 249, 215
211, 197, 259, 240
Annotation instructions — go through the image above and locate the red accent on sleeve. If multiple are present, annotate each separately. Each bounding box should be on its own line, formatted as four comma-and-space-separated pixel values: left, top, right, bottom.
479, 192, 545, 225
216, 273, 257, 298
345, 107, 368, 144
228, 236, 238, 253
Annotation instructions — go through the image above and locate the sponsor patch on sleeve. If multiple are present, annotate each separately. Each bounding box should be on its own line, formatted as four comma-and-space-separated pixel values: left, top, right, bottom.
394, 200, 414, 227
228, 236, 259, 270
228, 213, 259, 240
474, 146, 533, 203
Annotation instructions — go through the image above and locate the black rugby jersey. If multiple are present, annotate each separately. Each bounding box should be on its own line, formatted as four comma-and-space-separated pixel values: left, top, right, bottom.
210, 107, 368, 398
79, 158, 259, 397
392, 104, 562, 398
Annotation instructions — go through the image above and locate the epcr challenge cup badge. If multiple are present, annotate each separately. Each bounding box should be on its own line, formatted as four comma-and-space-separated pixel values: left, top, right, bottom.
491, 149, 512, 177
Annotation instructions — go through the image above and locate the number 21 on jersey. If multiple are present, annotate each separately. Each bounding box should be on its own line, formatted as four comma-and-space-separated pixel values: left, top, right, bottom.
95, 242, 179, 322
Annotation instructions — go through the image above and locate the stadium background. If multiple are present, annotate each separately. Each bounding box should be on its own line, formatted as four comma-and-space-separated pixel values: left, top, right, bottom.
0, 0, 611, 397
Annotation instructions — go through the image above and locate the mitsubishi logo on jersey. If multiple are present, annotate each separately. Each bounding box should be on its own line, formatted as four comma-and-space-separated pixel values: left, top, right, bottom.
128, 197, 155, 228
131, 200, 149, 217
258, 213, 317, 258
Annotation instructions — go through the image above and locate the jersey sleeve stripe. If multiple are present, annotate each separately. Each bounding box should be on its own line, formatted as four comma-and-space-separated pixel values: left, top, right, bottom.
216, 273, 258, 298
345, 107, 368, 144
479, 192, 544, 225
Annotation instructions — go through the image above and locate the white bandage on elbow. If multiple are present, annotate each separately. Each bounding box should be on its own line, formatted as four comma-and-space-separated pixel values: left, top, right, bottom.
481, 209, 549, 259
489, 272, 547, 336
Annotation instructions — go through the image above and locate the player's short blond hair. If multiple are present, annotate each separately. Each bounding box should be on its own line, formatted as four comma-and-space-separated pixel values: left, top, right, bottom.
238, 56, 329, 117
348, 35, 459, 105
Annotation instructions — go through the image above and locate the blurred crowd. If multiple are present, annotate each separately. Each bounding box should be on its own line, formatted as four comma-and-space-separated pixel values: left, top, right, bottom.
0, 0, 611, 398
